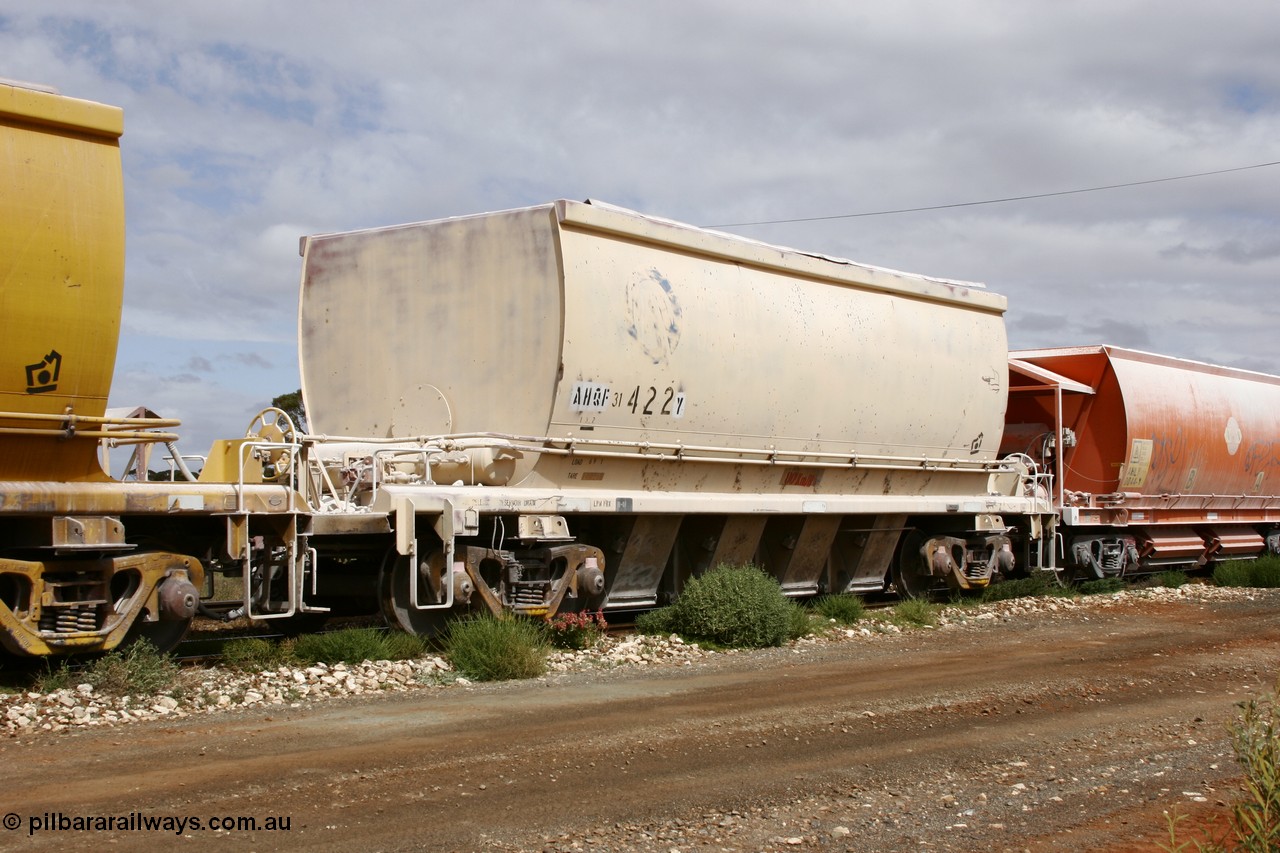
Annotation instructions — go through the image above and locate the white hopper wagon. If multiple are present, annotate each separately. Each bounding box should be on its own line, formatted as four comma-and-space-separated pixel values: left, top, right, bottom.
291, 200, 1055, 630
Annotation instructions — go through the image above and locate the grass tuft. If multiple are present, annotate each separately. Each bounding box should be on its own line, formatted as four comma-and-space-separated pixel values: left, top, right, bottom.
891, 598, 939, 628
814, 594, 866, 625
221, 637, 294, 670
89, 640, 181, 696
293, 627, 425, 665
32, 660, 76, 695
43, 640, 182, 697
376, 630, 430, 661
444, 614, 548, 682
786, 600, 814, 640
980, 573, 1055, 603
1076, 577, 1126, 595
1142, 570, 1190, 589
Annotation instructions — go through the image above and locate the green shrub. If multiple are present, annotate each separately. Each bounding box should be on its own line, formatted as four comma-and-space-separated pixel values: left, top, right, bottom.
1133, 570, 1190, 590
1214, 557, 1280, 589
81, 640, 180, 697
814, 594, 866, 625
378, 630, 429, 660
635, 606, 676, 636
1253, 558, 1280, 588
891, 598, 938, 628
1076, 577, 1126, 595
663, 564, 793, 649
1214, 560, 1253, 588
32, 660, 75, 694
786, 600, 814, 640
293, 627, 425, 665
980, 573, 1054, 603
444, 614, 548, 681
222, 637, 295, 670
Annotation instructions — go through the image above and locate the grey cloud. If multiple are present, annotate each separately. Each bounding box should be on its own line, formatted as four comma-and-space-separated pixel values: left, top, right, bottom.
1090, 320, 1152, 350
229, 352, 273, 369
1161, 237, 1280, 265
2, 0, 1277, 448
1013, 311, 1074, 333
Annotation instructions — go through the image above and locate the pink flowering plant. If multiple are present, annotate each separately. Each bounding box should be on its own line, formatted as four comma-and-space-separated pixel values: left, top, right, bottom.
544, 609, 608, 650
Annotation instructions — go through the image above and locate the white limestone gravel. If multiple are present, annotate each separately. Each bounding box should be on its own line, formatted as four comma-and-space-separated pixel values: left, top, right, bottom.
0, 582, 1267, 738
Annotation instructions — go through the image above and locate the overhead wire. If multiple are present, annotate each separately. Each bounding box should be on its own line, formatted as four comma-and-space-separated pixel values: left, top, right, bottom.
704, 160, 1280, 228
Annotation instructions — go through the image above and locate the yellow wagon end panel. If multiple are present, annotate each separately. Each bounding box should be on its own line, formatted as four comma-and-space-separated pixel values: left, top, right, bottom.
0, 82, 125, 481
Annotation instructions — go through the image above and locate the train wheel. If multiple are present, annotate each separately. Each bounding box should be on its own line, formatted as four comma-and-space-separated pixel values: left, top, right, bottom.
124, 617, 193, 654
378, 551, 452, 637
893, 529, 938, 599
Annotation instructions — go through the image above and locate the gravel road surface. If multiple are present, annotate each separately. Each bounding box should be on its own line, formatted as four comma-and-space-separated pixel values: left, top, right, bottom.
0, 587, 1276, 852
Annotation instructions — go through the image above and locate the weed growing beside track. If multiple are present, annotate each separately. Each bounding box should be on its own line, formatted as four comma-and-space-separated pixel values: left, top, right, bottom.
444, 614, 550, 682
1214, 556, 1280, 589
1160, 681, 1280, 852
813, 594, 866, 625
218, 627, 426, 671
34, 640, 180, 697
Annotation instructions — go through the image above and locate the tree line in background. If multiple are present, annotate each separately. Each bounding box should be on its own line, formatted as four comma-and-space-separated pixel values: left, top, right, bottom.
270, 389, 308, 433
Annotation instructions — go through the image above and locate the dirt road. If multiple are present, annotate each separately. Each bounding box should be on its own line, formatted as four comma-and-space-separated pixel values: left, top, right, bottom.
0, 591, 1277, 852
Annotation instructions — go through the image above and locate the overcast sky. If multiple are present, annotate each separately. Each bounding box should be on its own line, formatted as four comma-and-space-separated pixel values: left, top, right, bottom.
3, 2, 1278, 458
